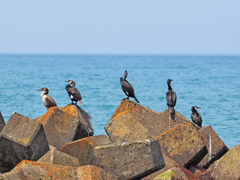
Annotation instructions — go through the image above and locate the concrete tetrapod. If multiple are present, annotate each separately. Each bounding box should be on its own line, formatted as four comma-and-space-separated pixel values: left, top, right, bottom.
0, 112, 49, 173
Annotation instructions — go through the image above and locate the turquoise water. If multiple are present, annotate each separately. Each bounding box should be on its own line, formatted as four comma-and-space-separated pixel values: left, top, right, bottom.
0, 54, 239, 149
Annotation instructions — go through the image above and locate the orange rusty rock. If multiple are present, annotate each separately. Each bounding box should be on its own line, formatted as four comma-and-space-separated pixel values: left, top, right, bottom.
13, 160, 116, 180
111, 99, 142, 120
105, 112, 155, 143
39, 106, 57, 123
60, 135, 112, 166
60, 104, 78, 118
15, 160, 77, 179
76, 165, 117, 180
106, 99, 195, 144
37, 107, 90, 150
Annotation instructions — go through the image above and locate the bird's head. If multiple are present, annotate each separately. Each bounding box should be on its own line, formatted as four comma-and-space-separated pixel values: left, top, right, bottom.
167, 79, 173, 85
123, 69, 128, 80
65, 80, 75, 87
37, 87, 49, 94
192, 106, 201, 111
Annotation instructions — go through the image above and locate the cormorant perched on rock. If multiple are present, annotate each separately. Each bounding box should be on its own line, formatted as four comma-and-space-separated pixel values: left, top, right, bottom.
120, 69, 140, 103
37, 87, 57, 110
191, 106, 202, 127
166, 79, 177, 114
65, 80, 84, 105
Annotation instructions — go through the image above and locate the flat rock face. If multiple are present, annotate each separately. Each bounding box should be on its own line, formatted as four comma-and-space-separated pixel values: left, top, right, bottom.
0, 112, 49, 173
156, 123, 207, 168
38, 106, 91, 150
106, 99, 194, 139
60, 104, 94, 137
199, 145, 240, 180
91, 139, 165, 180
153, 167, 189, 180
76, 165, 117, 180
0, 163, 48, 180
38, 149, 79, 167
10, 160, 116, 180
60, 135, 112, 166
0, 112, 5, 133
141, 154, 180, 180
105, 113, 155, 143
197, 125, 229, 169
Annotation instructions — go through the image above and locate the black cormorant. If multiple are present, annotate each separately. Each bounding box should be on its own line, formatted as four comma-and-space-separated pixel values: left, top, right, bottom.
120, 69, 140, 103
166, 79, 177, 114
65, 80, 84, 105
37, 87, 57, 110
191, 106, 202, 127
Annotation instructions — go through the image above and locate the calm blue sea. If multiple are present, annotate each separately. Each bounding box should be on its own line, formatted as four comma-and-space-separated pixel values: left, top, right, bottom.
0, 54, 239, 149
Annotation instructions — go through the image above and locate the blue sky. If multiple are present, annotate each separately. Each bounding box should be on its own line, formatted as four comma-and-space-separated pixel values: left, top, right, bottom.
0, 1, 240, 54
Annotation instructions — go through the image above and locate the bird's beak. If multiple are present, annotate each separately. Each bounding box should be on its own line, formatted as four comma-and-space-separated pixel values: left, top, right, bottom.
171, 79, 173, 81
65, 80, 69, 83
197, 107, 201, 109
37, 89, 42, 91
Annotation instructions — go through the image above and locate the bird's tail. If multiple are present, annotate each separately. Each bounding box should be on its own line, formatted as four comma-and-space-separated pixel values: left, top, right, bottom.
134, 96, 140, 103
78, 100, 84, 106
168, 106, 175, 114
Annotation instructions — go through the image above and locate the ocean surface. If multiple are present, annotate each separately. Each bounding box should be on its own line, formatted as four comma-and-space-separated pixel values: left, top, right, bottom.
0, 54, 239, 149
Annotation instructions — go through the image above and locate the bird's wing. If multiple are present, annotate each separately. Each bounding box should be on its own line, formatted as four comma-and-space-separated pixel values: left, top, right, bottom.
45, 95, 57, 107
121, 80, 135, 96
71, 87, 82, 100
166, 91, 177, 107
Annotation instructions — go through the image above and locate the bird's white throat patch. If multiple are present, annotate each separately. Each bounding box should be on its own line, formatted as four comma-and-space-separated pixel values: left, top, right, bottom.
70, 95, 74, 99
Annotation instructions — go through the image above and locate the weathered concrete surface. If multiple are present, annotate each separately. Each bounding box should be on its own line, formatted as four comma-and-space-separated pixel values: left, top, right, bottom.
76, 165, 117, 180
153, 167, 189, 180
38, 148, 79, 167
156, 123, 207, 168
9, 160, 116, 180
60, 104, 94, 137
199, 145, 240, 180
179, 166, 201, 180
142, 154, 200, 180
105, 112, 155, 143
105, 99, 196, 142
189, 165, 204, 178
0, 163, 48, 179
0, 112, 5, 133
0, 112, 49, 173
141, 154, 180, 180
60, 135, 112, 166
91, 139, 165, 180
37, 106, 91, 150
197, 125, 229, 169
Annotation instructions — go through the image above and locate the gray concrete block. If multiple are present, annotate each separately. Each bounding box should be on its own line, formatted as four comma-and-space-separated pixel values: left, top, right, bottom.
91, 138, 165, 180
0, 112, 5, 133
0, 112, 49, 173
38, 149, 79, 167
37, 105, 93, 150
60, 134, 112, 166
197, 125, 229, 168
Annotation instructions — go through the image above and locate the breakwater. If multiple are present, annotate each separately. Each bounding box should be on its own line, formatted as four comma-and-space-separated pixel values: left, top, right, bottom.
0, 99, 239, 179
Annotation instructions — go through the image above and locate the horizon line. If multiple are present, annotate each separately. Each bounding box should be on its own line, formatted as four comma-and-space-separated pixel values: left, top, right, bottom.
0, 53, 240, 56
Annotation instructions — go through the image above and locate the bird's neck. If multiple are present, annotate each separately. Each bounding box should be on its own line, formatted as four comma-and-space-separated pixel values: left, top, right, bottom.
120, 77, 124, 83
168, 84, 172, 90
41, 92, 47, 98
191, 107, 197, 113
